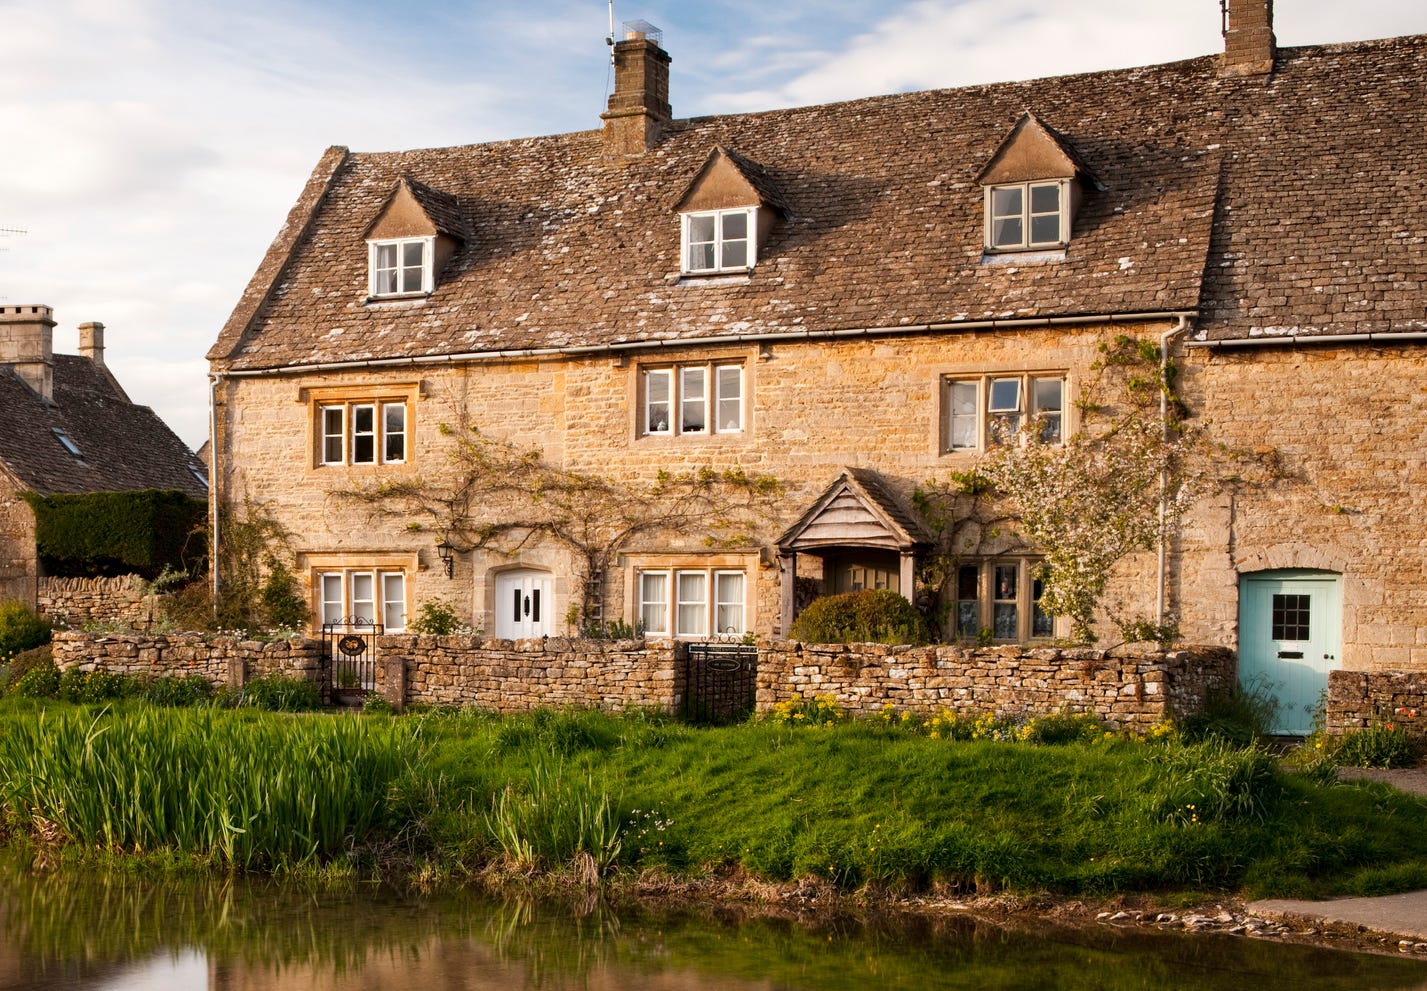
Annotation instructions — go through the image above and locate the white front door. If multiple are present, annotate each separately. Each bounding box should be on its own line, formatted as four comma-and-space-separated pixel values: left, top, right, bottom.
495, 569, 554, 639
1238, 570, 1342, 735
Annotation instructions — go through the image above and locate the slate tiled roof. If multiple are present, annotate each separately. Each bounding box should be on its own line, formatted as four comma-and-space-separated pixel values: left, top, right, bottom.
0, 357, 208, 498
209, 34, 1427, 370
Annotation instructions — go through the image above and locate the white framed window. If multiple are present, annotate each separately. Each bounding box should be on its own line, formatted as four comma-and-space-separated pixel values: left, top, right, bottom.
682, 208, 757, 274
943, 373, 1065, 452
637, 568, 747, 639
642, 363, 743, 437
985, 180, 1067, 251
675, 572, 708, 638
368, 236, 434, 297
317, 569, 406, 631
318, 400, 408, 465
953, 559, 1054, 642
639, 572, 670, 636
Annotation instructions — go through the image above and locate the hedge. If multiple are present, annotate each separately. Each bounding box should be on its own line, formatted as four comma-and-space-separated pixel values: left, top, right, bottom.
23, 489, 206, 579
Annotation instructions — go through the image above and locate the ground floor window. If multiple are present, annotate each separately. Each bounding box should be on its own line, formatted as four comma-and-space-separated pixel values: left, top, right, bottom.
638, 568, 746, 638
318, 569, 406, 631
954, 559, 1052, 642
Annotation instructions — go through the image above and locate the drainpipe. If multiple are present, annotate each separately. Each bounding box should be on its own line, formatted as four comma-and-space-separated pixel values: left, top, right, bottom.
208, 373, 222, 611
1157, 315, 1192, 626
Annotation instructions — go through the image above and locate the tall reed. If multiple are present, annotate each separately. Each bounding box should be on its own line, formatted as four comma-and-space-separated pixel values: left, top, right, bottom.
0, 707, 419, 868
485, 749, 622, 875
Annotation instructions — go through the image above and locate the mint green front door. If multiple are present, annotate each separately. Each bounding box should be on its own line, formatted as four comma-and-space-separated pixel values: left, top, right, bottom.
1238, 571, 1342, 735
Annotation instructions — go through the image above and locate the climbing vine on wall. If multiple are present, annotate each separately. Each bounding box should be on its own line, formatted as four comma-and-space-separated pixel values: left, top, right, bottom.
338, 423, 784, 626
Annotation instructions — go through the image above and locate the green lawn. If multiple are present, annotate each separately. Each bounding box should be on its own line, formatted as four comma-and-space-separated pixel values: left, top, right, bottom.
0, 700, 1423, 901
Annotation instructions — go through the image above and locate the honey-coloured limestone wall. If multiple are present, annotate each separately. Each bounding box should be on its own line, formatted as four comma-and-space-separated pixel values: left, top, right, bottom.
1177, 342, 1427, 673
212, 321, 1164, 646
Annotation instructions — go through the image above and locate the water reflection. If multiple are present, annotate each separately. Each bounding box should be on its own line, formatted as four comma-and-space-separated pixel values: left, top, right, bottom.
0, 857, 1424, 991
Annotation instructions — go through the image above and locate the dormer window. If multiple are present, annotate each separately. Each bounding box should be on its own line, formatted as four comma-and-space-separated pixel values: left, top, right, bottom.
673, 146, 787, 279
682, 208, 756, 274
986, 181, 1067, 251
976, 112, 1100, 258
368, 237, 434, 298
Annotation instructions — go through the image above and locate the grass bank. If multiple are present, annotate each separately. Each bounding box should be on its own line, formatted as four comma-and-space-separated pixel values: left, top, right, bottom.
0, 700, 1423, 902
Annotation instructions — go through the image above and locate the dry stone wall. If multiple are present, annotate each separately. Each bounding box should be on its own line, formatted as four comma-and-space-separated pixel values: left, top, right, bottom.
51, 628, 1232, 730
38, 575, 157, 629
51, 630, 322, 686
1327, 669, 1427, 736
759, 642, 1236, 731
384, 634, 677, 712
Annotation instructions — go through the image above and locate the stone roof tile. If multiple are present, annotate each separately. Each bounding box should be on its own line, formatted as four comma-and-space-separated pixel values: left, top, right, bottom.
212, 35, 1427, 367
0, 357, 207, 498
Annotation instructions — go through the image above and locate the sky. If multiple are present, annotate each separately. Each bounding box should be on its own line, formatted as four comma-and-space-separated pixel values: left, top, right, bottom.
1, 0, 1422, 449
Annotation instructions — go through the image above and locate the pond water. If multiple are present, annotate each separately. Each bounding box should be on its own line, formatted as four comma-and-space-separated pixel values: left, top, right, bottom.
1, 861, 1425, 991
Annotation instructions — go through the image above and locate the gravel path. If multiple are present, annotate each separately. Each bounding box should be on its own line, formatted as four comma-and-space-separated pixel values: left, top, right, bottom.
1335, 766, 1427, 797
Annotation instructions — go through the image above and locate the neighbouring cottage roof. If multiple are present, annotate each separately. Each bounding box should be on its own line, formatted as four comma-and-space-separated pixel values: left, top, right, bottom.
0, 356, 208, 498
209, 34, 1427, 370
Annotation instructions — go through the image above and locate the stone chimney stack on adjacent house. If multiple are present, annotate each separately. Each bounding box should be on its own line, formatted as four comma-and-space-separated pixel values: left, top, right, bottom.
0, 304, 55, 401
1222, 0, 1276, 76
78, 321, 106, 368
601, 20, 672, 157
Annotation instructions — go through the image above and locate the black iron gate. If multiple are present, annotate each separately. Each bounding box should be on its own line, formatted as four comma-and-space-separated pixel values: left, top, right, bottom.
321, 619, 383, 702
682, 642, 757, 725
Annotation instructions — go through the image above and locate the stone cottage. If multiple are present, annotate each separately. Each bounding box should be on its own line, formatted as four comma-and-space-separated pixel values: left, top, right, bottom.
207, 3, 1427, 732
0, 305, 208, 610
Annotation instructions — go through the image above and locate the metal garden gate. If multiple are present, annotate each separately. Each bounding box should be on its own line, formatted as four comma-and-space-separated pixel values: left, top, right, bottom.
321, 619, 383, 701
682, 642, 757, 725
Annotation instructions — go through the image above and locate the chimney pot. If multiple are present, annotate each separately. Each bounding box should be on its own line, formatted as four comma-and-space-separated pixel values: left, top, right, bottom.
601, 21, 672, 157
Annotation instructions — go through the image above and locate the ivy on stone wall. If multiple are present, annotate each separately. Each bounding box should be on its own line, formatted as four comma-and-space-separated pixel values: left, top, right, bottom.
22, 490, 207, 579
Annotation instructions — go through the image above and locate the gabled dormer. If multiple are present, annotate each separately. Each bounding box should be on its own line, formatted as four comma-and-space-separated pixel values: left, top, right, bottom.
363, 177, 466, 300
976, 112, 1102, 255
672, 146, 788, 276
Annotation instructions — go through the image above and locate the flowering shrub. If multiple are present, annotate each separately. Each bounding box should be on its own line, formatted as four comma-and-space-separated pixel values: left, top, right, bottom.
768, 693, 845, 728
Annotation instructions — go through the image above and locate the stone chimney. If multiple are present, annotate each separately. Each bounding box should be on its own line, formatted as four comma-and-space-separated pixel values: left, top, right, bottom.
0, 304, 55, 401
600, 20, 672, 157
1222, 0, 1276, 77
78, 321, 105, 367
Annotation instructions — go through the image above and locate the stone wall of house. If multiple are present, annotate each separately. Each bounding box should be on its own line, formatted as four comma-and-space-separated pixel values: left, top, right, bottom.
51, 630, 322, 685
215, 321, 1164, 645
1326, 669, 1427, 736
1180, 343, 1427, 673
37, 575, 157, 629
0, 475, 36, 608
758, 642, 1236, 731
380, 634, 678, 712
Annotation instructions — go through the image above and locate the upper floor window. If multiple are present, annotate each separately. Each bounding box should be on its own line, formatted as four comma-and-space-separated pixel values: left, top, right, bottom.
945, 373, 1064, 452
368, 237, 433, 297
319, 401, 407, 466
985, 181, 1066, 251
682, 208, 756, 274
644, 363, 743, 436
